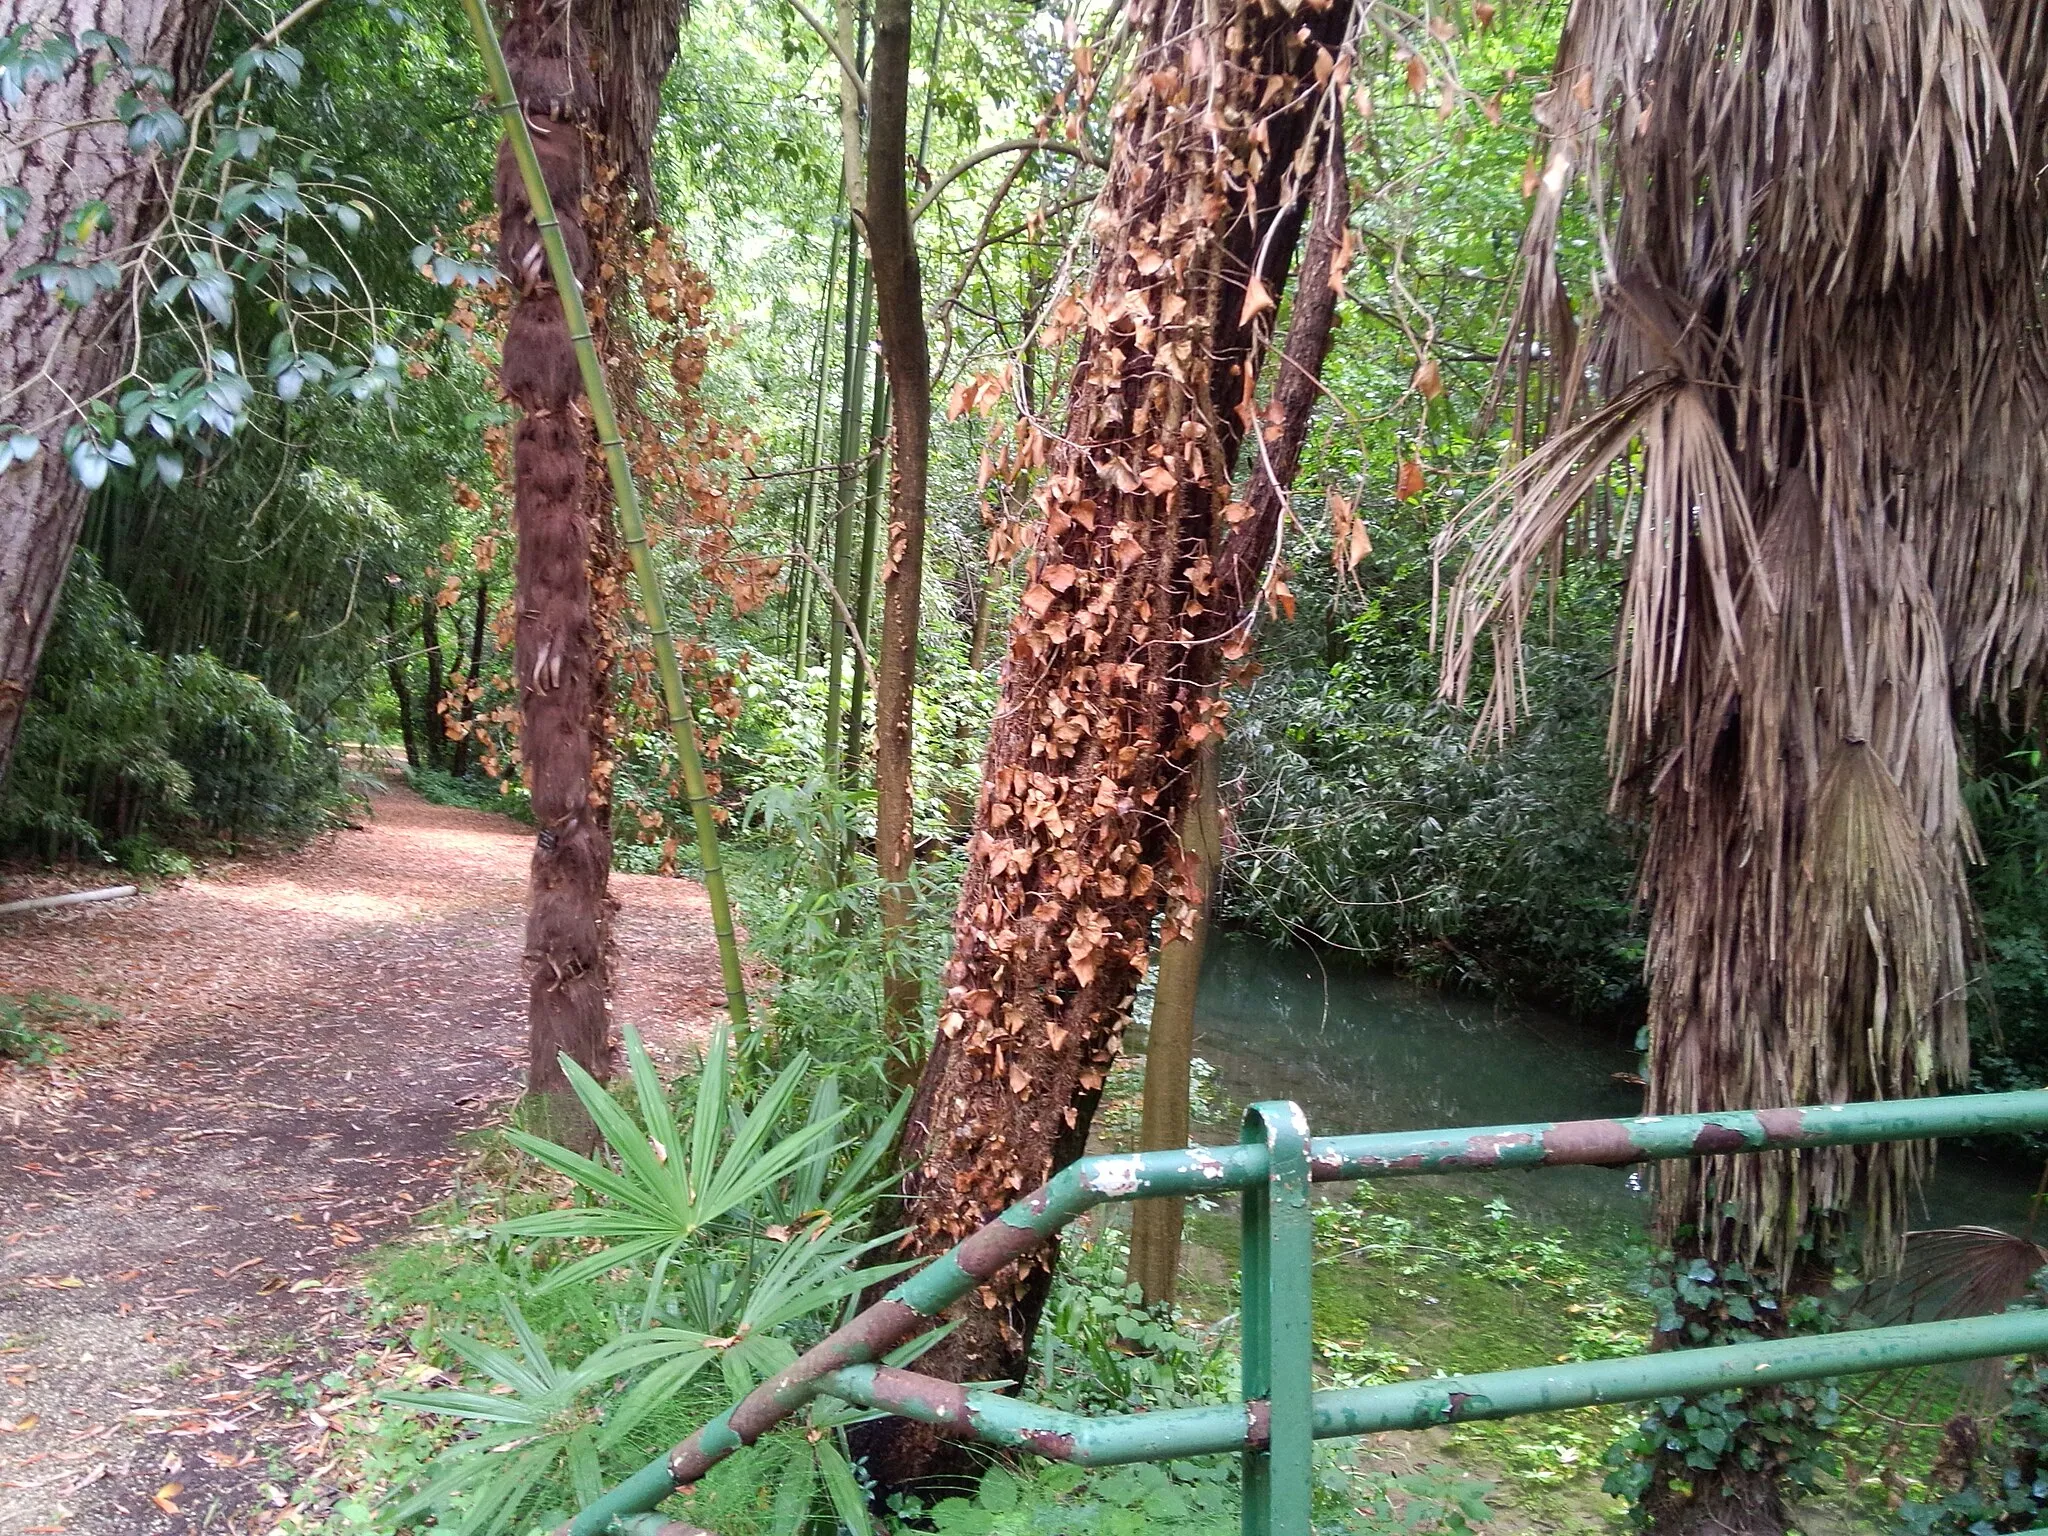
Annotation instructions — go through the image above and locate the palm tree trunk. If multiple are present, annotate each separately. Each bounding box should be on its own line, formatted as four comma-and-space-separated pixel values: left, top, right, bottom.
491, 0, 684, 1147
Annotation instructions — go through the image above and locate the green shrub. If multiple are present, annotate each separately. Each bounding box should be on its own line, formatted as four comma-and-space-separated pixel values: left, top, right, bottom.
0, 992, 116, 1064
0, 555, 344, 857
1224, 584, 1644, 1020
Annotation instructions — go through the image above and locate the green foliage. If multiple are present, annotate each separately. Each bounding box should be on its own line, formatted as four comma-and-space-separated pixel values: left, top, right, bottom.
497, 1023, 906, 1321
406, 766, 531, 822
1226, 552, 1642, 1020
382, 1301, 624, 1536
1033, 1226, 1236, 1414
386, 1028, 906, 1535
1, 0, 488, 489
1963, 735, 2048, 1140
906, 1447, 1491, 1536
1601, 1249, 1856, 1519
1, 555, 345, 856
1896, 1358, 2048, 1535
729, 770, 967, 1097
0, 991, 113, 1063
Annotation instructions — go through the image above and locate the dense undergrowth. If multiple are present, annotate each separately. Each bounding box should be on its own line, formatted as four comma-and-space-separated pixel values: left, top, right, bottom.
0, 554, 352, 864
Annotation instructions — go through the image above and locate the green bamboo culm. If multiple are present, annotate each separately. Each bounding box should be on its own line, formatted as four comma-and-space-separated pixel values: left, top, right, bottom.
457, 0, 749, 1036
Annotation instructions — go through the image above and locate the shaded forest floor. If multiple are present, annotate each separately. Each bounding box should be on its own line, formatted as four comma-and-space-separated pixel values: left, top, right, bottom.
0, 782, 723, 1534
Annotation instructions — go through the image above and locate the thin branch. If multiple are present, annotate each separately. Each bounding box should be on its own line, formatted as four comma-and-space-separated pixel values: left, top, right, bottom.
786, 541, 872, 678
911, 137, 1103, 222
784, 0, 869, 108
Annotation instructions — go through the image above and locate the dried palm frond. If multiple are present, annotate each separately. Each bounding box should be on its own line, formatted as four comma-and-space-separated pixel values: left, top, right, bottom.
1438, 0, 2048, 1268
1897, 1227, 2048, 1324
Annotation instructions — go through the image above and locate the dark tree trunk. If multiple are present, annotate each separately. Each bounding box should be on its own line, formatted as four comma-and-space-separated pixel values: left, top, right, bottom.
0, 0, 223, 789
420, 591, 450, 770
385, 589, 420, 770
450, 577, 490, 778
851, 0, 1349, 1489
497, 0, 683, 1147
865, 0, 934, 1058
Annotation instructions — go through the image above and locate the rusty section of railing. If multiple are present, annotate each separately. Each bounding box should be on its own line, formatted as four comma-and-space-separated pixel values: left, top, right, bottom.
554, 1089, 2048, 1536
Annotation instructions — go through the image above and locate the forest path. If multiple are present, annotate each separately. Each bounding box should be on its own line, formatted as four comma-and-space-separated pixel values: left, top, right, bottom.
0, 782, 724, 1534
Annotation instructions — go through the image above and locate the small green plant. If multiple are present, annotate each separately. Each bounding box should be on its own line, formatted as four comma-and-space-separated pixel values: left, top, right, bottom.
406, 765, 532, 822
383, 1301, 620, 1536
0, 991, 114, 1063
905, 1456, 1491, 1536
385, 1027, 911, 1535
1894, 1272, 2048, 1534
1034, 1225, 1235, 1414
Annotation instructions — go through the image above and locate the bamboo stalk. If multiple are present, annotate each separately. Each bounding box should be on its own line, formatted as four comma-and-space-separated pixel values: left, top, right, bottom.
791, 224, 844, 672
841, 369, 889, 786
458, 0, 748, 1035
822, 258, 873, 791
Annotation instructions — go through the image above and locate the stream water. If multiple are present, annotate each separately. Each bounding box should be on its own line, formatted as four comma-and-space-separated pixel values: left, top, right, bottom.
1188, 932, 2037, 1235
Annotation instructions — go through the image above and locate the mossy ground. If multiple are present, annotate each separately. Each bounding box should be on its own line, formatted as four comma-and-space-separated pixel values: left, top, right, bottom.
1155, 1179, 1977, 1534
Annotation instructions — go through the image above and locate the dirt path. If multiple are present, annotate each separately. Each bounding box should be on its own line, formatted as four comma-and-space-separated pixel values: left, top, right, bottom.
0, 783, 724, 1534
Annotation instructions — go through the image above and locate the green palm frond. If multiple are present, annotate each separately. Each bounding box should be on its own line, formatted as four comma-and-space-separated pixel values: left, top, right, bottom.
500, 1025, 858, 1314
382, 1300, 611, 1536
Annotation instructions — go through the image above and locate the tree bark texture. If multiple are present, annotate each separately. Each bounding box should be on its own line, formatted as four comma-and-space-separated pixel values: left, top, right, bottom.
853, 0, 1351, 1488
864, 0, 933, 1057
0, 0, 222, 790
498, 0, 682, 1144
1125, 128, 1350, 1305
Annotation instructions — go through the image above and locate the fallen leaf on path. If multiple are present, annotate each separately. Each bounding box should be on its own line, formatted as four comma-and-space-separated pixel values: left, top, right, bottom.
153, 1482, 184, 1514
0, 1412, 40, 1431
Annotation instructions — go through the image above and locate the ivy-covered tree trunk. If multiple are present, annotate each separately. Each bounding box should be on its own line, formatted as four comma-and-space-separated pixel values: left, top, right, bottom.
0, 0, 222, 790
1129, 127, 1351, 1306
494, 0, 681, 1146
853, 0, 1350, 1488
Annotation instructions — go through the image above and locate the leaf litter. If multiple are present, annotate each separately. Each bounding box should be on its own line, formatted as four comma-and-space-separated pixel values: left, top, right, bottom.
0, 781, 721, 1532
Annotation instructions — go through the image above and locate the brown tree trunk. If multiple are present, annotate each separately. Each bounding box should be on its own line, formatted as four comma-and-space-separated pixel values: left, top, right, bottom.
450, 577, 490, 777
0, 0, 223, 789
420, 591, 449, 770
1128, 130, 1348, 1305
851, 0, 1349, 1489
864, 0, 932, 1061
495, 0, 681, 1147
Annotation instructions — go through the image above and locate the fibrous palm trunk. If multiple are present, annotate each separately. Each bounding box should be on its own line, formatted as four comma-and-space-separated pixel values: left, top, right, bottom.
1441, 3, 2048, 1529
0, 0, 222, 790
852, 0, 1352, 1487
495, 0, 681, 1146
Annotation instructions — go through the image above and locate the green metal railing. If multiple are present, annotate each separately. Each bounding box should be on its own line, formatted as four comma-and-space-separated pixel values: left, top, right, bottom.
557, 1090, 2048, 1536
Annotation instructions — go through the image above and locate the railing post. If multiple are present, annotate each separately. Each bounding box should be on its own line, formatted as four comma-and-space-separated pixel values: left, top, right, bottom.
1240, 1102, 1314, 1536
